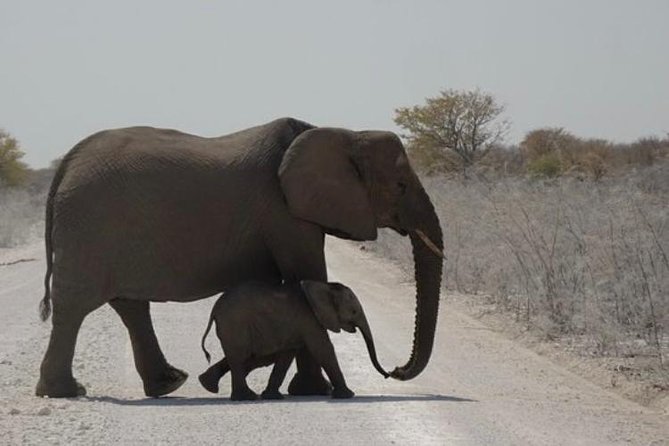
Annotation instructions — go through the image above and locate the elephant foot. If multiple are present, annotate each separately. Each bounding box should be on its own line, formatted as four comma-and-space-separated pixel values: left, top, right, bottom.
231, 388, 258, 401
143, 365, 188, 397
287, 372, 332, 396
331, 386, 354, 399
36, 376, 86, 398
261, 389, 284, 400
198, 371, 220, 394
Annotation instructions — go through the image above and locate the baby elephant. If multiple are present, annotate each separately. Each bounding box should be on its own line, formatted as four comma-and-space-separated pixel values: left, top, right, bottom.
198, 280, 389, 400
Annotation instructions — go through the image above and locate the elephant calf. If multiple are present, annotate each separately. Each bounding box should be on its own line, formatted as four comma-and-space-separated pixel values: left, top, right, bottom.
198, 280, 389, 400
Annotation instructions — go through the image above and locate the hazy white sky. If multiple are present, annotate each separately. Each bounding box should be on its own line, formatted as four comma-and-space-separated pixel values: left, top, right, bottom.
1, 0, 668, 167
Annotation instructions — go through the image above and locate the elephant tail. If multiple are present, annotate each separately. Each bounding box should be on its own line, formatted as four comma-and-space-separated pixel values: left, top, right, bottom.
201, 310, 216, 364
39, 186, 54, 321
40, 135, 95, 321
40, 156, 66, 321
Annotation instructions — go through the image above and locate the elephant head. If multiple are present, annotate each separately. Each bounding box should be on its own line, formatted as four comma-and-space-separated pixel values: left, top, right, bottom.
280, 128, 444, 380
301, 280, 389, 378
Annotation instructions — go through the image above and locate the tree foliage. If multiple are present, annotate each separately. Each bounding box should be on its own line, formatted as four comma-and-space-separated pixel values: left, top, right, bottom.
394, 89, 509, 173
0, 129, 29, 187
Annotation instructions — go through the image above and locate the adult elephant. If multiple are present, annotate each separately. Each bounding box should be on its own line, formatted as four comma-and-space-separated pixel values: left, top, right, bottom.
36, 117, 444, 398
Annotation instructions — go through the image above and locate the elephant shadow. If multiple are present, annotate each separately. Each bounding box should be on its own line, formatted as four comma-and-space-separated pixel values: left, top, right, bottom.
83, 393, 476, 407
326, 394, 476, 404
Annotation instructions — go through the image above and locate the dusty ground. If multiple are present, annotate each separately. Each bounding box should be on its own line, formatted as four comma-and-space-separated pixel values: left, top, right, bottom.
449, 293, 669, 413
1, 239, 668, 445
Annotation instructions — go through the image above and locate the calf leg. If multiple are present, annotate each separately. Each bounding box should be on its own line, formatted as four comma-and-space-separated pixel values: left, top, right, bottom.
228, 357, 257, 401
262, 351, 295, 400
198, 358, 230, 394
199, 355, 275, 395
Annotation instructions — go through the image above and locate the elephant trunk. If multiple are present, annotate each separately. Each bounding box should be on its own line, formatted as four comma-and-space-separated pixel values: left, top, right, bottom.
391, 185, 443, 380
358, 315, 390, 379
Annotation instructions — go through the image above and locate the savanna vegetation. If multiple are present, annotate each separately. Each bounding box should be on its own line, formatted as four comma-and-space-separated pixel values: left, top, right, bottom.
370, 89, 669, 400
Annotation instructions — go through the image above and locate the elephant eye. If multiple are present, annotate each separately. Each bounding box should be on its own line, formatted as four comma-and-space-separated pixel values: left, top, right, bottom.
397, 182, 407, 194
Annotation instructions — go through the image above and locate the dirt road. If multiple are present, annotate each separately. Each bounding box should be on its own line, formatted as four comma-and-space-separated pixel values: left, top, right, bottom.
1, 239, 667, 445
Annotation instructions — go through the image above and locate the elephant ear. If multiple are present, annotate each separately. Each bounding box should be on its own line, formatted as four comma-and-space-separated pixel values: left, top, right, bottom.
278, 128, 377, 241
301, 280, 341, 333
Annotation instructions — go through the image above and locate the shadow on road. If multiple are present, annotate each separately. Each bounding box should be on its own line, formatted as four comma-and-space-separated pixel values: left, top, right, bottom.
327, 394, 476, 404
83, 393, 476, 406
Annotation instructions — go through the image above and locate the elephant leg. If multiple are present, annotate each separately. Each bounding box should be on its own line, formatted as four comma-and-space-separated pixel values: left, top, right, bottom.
261, 351, 294, 400
109, 298, 187, 397
228, 357, 257, 401
287, 348, 332, 396
198, 358, 230, 394
270, 225, 332, 396
36, 300, 92, 398
200, 356, 273, 395
305, 334, 354, 399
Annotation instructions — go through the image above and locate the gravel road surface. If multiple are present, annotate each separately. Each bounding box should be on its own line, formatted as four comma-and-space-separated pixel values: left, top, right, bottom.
1, 239, 667, 445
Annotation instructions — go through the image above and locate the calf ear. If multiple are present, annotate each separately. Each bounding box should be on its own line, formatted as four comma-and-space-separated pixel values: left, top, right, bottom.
300, 280, 340, 333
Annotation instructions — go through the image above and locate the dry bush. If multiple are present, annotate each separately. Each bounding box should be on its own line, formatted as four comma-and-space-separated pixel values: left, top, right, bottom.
614, 136, 669, 168
520, 127, 579, 161
571, 139, 614, 180
370, 162, 669, 366
518, 129, 668, 180
407, 143, 463, 175
473, 145, 525, 177
0, 167, 53, 248
0, 188, 45, 247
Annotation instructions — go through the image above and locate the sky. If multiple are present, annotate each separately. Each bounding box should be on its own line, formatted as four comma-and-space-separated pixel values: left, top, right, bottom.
1, 0, 668, 168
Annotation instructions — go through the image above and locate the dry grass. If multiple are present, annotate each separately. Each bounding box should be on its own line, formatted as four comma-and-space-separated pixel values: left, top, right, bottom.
369, 162, 669, 385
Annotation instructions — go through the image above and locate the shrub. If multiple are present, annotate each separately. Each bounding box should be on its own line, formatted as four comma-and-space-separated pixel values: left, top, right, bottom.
527, 153, 562, 177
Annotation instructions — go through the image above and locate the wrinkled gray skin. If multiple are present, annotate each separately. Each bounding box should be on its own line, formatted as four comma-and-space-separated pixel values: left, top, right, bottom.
198, 280, 389, 401
36, 117, 444, 398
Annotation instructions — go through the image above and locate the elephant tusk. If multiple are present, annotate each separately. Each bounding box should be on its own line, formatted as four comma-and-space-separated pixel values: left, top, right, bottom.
414, 229, 445, 259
